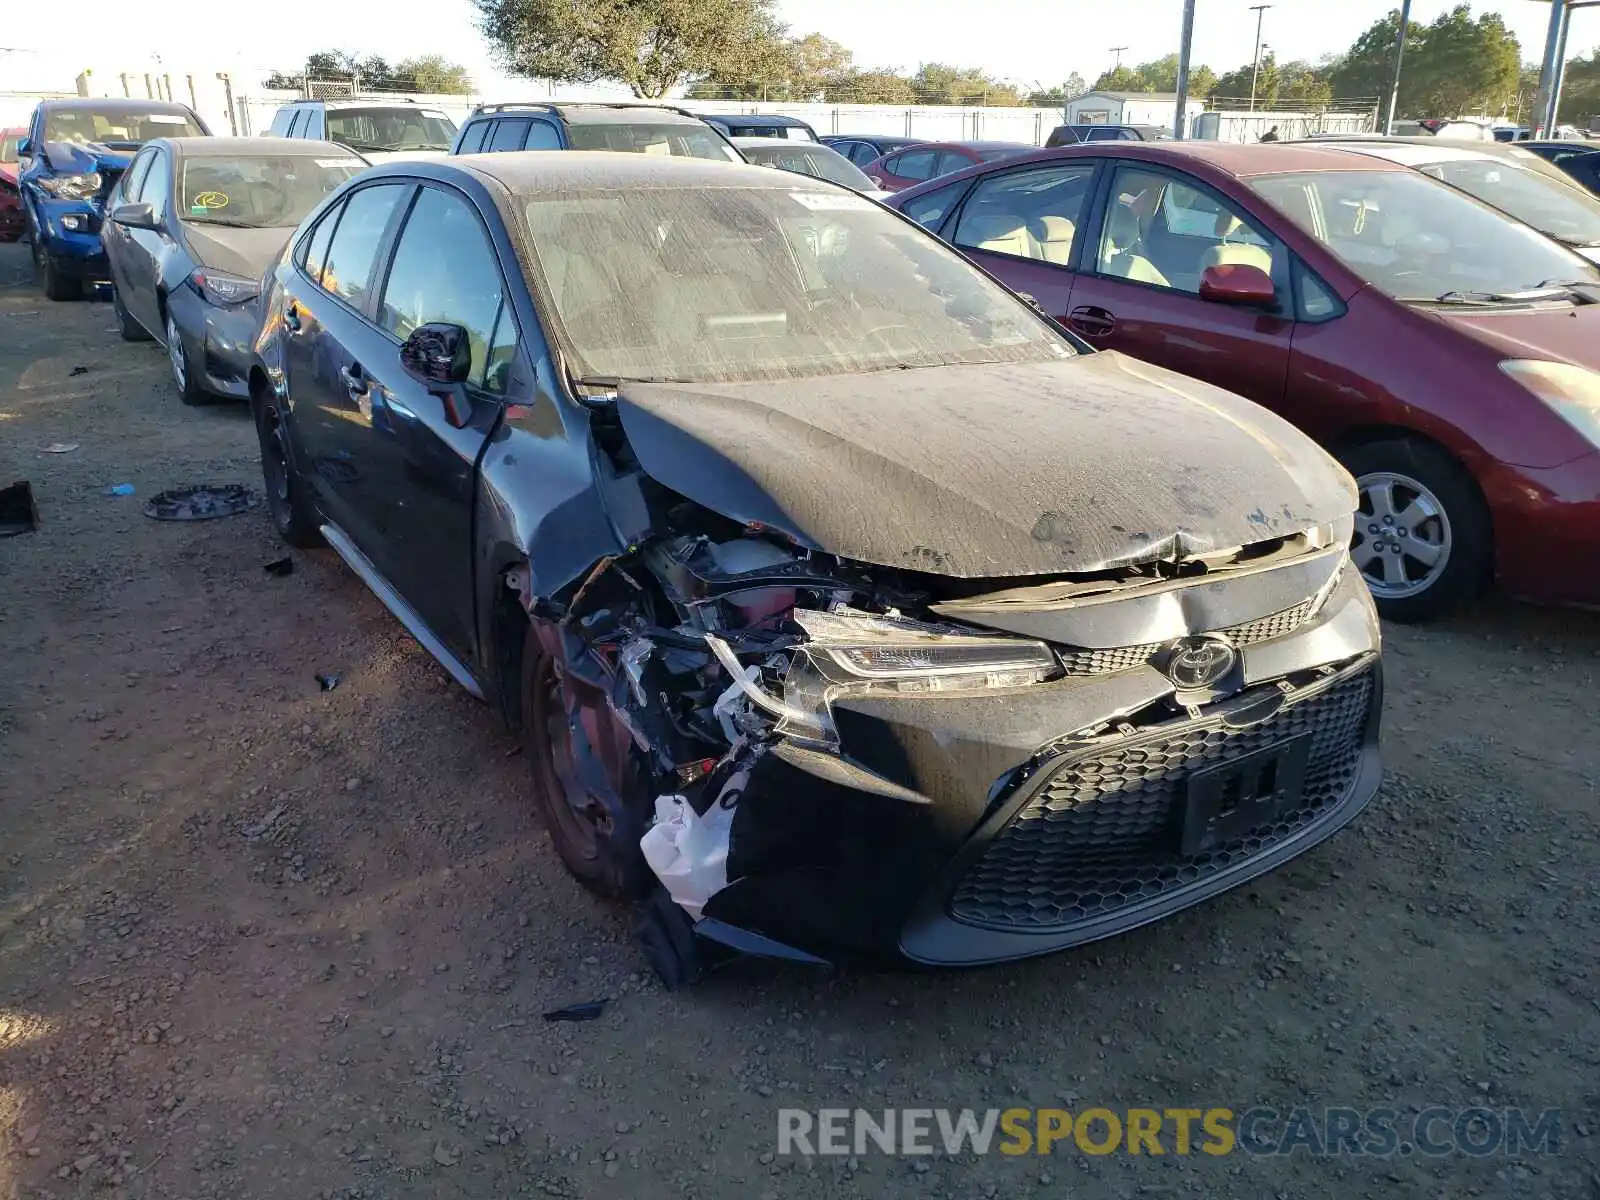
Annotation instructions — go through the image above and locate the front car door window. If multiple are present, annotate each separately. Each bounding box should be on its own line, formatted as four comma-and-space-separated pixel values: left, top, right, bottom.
933, 150, 975, 178
1097, 165, 1279, 294
458, 121, 489, 153
377, 185, 509, 384
142, 150, 172, 220
318, 183, 409, 309
953, 164, 1096, 265
299, 202, 342, 286
121, 149, 154, 205
900, 180, 969, 231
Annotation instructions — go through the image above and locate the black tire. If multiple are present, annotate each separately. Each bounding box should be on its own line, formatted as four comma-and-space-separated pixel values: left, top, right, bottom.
164, 308, 209, 406
34, 239, 81, 302
634, 889, 705, 990
1338, 438, 1492, 623
521, 620, 652, 900
112, 288, 151, 342
251, 386, 323, 549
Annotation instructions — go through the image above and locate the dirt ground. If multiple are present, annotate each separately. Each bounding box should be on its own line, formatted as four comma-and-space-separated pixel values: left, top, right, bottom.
0, 239, 1597, 1200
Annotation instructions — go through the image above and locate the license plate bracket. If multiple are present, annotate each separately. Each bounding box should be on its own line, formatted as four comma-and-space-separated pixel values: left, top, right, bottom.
1180, 734, 1313, 857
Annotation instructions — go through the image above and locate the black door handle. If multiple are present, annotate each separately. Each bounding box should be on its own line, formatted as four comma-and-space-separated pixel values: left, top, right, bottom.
1069, 305, 1116, 336
339, 364, 368, 397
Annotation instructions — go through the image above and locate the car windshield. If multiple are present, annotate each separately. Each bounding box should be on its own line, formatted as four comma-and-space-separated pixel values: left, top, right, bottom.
42, 108, 204, 147
179, 156, 366, 228
740, 143, 877, 192
522, 185, 1070, 384
1419, 157, 1600, 247
0, 133, 18, 163
1249, 168, 1600, 300
565, 122, 740, 161
325, 108, 457, 153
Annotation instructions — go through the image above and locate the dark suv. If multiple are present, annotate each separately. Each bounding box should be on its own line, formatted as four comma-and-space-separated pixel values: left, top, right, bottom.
1046, 124, 1167, 147
451, 103, 740, 161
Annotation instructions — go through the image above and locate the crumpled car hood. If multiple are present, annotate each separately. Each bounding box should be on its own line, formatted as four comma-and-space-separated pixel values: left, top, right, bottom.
617, 352, 1356, 579
181, 223, 291, 280
42, 141, 133, 175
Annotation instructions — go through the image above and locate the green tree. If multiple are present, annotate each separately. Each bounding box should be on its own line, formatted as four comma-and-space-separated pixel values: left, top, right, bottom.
1027, 73, 1088, 107
1328, 10, 1417, 103
1091, 65, 1147, 92
476, 0, 786, 99
1211, 56, 1278, 104
908, 63, 1023, 106
1277, 59, 1334, 105
1405, 5, 1520, 116
823, 69, 914, 104
393, 56, 473, 93
691, 30, 851, 99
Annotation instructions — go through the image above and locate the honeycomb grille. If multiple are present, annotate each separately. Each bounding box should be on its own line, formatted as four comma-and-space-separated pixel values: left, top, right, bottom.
949, 668, 1374, 932
1052, 599, 1317, 676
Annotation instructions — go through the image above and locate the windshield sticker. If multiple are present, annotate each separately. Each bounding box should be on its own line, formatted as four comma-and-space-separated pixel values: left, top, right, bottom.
790, 192, 873, 211
146, 115, 191, 124
190, 191, 229, 211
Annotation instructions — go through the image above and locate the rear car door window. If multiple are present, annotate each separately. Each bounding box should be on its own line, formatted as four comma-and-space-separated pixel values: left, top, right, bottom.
524, 120, 561, 150
900, 180, 970, 231
377, 186, 507, 384
488, 119, 530, 152
319, 183, 408, 308
887, 150, 937, 182
1098, 165, 1278, 294
954, 164, 1097, 265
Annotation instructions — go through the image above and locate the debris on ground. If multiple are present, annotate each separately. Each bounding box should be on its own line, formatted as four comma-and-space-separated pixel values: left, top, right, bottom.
263, 556, 294, 577
39, 442, 79, 454
0, 480, 39, 537
69, 365, 88, 376
542, 999, 610, 1023
315, 672, 340, 691
105, 483, 135, 496
142, 483, 259, 522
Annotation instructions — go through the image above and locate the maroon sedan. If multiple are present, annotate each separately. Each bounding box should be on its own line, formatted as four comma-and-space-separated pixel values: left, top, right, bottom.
863, 140, 1035, 192
887, 140, 1600, 620
0, 127, 25, 242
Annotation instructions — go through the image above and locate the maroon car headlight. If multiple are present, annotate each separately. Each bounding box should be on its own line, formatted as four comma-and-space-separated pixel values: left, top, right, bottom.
1499, 359, 1600, 447
190, 269, 260, 308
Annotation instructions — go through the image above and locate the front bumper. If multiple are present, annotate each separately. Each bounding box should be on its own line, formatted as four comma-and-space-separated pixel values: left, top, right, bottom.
29, 195, 108, 276
699, 566, 1383, 966
168, 287, 259, 399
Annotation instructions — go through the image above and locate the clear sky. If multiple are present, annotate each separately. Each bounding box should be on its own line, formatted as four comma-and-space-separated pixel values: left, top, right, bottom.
8, 0, 1596, 93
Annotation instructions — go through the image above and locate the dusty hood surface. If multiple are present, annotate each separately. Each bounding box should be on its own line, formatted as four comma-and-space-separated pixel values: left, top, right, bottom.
180, 223, 291, 280
618, 352, 1356, 579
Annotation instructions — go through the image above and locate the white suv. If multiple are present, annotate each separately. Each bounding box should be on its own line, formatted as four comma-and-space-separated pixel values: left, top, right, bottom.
265, 100, 458, 162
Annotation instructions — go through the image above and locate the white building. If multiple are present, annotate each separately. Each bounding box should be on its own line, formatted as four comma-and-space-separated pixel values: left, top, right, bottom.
1064, 91, 1206, 135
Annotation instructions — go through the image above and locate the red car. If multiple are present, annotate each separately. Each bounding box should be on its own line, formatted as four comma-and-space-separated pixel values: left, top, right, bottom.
862, 140, 1035, 192
887, 140, 1600, 619
0, 127, 25, 242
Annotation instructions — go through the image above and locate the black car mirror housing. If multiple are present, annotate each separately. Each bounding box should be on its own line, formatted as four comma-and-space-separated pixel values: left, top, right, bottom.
400, 322, 473, 386
109, 202, 157, 231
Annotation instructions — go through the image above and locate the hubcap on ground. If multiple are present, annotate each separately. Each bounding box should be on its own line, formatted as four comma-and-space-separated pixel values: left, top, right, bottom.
166, 315, 186, 390
1352, 470, 1451, 599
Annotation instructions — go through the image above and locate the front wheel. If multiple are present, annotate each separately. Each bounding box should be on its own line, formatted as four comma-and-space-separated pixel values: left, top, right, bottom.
113, 288, 150, 342
166, 310, 207, 406
1338, 438, 1492, 623
34, 239, 81, 302
252, 387, 323, 548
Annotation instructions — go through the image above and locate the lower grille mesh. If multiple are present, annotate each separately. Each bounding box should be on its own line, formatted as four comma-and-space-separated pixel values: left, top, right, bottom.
949, 668, 1373, 932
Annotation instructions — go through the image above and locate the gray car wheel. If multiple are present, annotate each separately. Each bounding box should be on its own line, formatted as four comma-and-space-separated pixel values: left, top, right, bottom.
165, 310, 206, 406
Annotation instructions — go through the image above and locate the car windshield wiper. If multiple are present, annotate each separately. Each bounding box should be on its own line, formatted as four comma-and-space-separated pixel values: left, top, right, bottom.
574, 374, 694, 389
337, 140, 393, 153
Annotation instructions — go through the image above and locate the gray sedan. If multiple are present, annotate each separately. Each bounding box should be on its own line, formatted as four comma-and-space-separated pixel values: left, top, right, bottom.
102, 136, 366, 404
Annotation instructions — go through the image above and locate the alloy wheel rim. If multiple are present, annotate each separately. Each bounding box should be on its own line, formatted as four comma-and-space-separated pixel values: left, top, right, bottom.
1352, 470, 1452, 599
166, 315, 185, 390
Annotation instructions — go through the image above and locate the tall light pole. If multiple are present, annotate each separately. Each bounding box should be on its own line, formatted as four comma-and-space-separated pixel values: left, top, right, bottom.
1383, 0, 1414, 134
1110, 46, 1129, 71
1173, 0, 1199, 139
1248, 4, 1273, 111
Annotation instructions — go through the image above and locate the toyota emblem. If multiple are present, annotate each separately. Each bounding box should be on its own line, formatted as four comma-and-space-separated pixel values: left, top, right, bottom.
1163, 635, 1238, 689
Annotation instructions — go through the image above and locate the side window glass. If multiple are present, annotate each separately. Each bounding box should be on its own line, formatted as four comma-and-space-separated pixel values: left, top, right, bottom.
933, 151, 973, 178
122, 150, 154, 204
300, 204, 340, 282
320, 183, 407, 307
889, 150, 937, 181
523, 120, 561, 150
900, 180, 968, 231
1297, 264, 1342, 321
286, 111, 304, 138
378, 186, 506, 386
481, 301, 520, 394
1098, 166, 1278, 294
268, 108, 292, 137
458, 122, 488, 154
142, 151, 171, 217
954, 165, 1096, 265
488, 119, 529, 152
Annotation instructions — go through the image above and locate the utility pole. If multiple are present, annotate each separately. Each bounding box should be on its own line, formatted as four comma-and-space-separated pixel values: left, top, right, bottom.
1110, 46, 1129, 72
1383, 0, 1414, 134
1173, 0, 1198, 139
1534, 0, 1570, 137
1248, 4, 1272, 111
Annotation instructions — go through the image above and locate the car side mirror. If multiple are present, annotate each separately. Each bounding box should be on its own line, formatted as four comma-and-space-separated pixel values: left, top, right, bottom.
1199, 263, 1277, 307
400, 322, 475, 427
17, 136, 32, 157
109, 202, 157, 231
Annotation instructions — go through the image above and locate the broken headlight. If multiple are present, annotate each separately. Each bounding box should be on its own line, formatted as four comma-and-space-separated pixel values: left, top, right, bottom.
793, 608, 1059, 688
38, 171, 101, 200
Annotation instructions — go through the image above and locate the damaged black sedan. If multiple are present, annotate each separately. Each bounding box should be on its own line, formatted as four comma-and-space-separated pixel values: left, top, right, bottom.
247, 153, 1381, 984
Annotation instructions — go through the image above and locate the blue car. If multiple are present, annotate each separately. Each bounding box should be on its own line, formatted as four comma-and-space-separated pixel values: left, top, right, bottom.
19, 97, 209, 300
